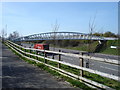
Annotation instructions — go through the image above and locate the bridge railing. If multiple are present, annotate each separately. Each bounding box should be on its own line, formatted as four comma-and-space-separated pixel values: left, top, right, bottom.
5, 40, 119, 89
13, 32, 118, 41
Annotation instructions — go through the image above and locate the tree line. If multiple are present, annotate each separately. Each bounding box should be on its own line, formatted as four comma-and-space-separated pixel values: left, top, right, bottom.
93, 31, 119, 38
1, 30, 119, 42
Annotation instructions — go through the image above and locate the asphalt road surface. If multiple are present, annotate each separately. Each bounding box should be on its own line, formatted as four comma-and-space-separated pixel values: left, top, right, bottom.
50, 47, 120, 77
21, 43, 120, 77
1, 42, 79, 89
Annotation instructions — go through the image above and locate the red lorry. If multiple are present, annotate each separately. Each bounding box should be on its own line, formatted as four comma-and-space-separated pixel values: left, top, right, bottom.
34, 44, 49, 50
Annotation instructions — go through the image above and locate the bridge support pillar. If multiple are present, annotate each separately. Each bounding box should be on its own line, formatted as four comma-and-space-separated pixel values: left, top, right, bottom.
58, 50, 61, 68
30, 49, 32, 58
94, 40, 107, 53
98, 40, 102, 44
24, 49, 26, 56
98, 40, 107, 44
44, 50, 47, 63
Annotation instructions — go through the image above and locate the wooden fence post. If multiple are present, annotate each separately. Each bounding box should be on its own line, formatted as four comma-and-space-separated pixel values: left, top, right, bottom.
52, 54, 54, 59
24, 49, 26, 56
36, 50, 38, 60
80, 57, 84, 77
30, 49, 31, 58
58, 50, 61, 68
21, 47, 22, 51
86, 53, 89, 68
44, 50, 47, 63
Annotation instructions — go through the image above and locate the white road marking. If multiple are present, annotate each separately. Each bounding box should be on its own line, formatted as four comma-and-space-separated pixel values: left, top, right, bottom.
96, 60, 119, 67
0, 57, 8, 58
100, 65, 119, 72
8, 65, 12, 72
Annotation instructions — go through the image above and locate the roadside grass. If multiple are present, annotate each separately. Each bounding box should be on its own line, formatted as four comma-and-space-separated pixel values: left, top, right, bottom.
99, 40, 119, 56
5, 42, 120, 89
47, 60, 58, 67
66, 41, 98, 53
83, 71, 120, 89
59, 62, 120, 89
60, 64, 80, 75
66, 46, 87, 51
100, 48, 119, 55
24, 56, 120, 89
35, 62, 95, 90
23, 56, 120, 89
53, 40, 119, 56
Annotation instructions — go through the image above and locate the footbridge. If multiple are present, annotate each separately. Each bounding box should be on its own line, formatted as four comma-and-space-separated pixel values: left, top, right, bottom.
13, 32, 118, 42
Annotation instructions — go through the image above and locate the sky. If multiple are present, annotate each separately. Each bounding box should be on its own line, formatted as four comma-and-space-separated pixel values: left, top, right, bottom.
1, 2, 118, 37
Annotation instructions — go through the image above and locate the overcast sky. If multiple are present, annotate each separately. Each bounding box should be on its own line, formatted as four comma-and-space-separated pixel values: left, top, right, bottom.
1, 2, 118, 37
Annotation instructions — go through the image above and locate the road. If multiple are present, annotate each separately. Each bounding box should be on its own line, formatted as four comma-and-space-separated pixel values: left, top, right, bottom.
21, 43, 120, 77
50, 47, 120, 77
50, 47, 119, 60
1, 42, 79, 89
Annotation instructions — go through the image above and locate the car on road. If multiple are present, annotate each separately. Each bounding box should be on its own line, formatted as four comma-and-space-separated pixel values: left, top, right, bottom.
34, 44, 49, 50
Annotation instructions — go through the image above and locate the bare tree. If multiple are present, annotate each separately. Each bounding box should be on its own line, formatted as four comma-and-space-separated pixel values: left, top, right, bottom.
8, 31, 19, 40
52, 20, 60, 51
88, 12, 97, 52
89, 13, 97, 36
1, 28, 7, 42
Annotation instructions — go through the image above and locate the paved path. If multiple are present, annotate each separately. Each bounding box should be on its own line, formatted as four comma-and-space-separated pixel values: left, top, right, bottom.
2, 42, 79, 89
49, 47, 119, 76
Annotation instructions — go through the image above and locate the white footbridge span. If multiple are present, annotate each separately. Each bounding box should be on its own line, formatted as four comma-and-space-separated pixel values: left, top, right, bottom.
13, 32, 118, 41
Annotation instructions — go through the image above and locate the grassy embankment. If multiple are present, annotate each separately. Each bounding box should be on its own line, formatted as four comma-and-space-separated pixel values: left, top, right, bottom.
22, 39, 119, 55
56, 40, 119, 56
5, 42, 120, 89
99, 40, 119, 55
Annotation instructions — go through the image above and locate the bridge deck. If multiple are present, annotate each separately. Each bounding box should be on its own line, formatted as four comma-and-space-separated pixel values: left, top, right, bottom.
2, 43, 77, 89
13, 32, 118, 41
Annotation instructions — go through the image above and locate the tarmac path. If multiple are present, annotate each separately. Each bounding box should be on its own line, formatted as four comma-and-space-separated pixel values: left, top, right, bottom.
1, 42, 79, 89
